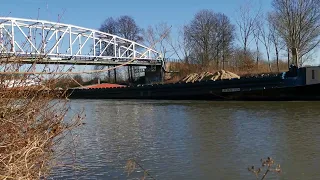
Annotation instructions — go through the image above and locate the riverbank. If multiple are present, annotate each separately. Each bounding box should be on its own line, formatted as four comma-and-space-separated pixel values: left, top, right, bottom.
0, 77, 82, 179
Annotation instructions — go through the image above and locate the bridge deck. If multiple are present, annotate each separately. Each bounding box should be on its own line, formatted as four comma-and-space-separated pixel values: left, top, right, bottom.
0, 58, 162, 66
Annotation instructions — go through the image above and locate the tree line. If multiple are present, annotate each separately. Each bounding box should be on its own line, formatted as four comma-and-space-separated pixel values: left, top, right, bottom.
97, 0, 320, 76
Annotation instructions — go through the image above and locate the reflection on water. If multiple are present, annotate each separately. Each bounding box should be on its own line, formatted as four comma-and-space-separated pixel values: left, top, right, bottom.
51, 100, 320, 180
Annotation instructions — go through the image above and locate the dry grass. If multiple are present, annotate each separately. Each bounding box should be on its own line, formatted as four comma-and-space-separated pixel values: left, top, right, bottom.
165, 60, 289, 83
0, 60, 83, 179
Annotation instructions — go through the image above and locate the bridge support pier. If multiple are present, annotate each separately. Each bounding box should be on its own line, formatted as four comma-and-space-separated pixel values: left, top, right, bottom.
145, 65, 163, 84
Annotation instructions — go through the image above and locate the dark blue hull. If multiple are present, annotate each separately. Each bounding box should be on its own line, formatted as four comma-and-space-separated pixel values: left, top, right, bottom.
67, 74, 320, 101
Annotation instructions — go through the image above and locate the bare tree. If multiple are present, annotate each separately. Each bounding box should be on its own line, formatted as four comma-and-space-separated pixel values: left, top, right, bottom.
91, 65, 105, 83
253, 19, 261, 68
184, 10, 216, 66
301, 50, 317, 65
99, 17, 117, 35
97, 17, 118, 81
269, 0, 320, 66
73, 74, 84, 84
231, 48, 256, 71
98, 17, 117, 56
215, 13, 235, 69
117, 16, 143, 82
177, 29, 192, 63
184, 10, 235, 68
168, 27, 192, 63
117, 16, 143, 43
99, 16, 143, 83
236, 3, 260, 56
268, 20, 283, 72
258, 18, 273, 71
144, 22, 172, 60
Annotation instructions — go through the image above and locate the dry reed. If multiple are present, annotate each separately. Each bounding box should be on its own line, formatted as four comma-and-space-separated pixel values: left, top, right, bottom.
125, 159, 156, 180
0, 59, 83, 179
248, 157, 281, 180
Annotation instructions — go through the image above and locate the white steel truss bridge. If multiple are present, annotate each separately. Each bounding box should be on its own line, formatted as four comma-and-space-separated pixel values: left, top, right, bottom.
0, 17, 163, 66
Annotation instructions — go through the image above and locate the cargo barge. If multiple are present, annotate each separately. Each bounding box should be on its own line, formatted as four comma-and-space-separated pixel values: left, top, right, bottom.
67, 66, 320, 101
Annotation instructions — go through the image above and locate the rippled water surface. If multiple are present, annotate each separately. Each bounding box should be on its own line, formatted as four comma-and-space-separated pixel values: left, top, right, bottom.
51, 100, 320, 179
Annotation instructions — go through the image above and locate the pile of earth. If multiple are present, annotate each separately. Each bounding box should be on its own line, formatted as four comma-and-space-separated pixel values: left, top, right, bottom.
181, 70, 240, 83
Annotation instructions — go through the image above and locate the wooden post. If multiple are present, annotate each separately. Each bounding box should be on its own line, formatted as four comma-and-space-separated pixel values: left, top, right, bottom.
127, 66, 131, 82
130, 66, 134, 82
108, 66, 111, 82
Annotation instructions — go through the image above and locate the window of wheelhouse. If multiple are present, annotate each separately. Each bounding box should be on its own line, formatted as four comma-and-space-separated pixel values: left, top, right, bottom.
312, 70, 315, 79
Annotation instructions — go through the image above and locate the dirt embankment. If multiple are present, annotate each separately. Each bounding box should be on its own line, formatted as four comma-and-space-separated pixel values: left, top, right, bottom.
180, 70, 240, 83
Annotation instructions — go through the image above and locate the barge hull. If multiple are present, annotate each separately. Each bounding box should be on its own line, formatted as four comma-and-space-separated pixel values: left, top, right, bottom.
67, 82, 320, 101
67, 66, 320, 101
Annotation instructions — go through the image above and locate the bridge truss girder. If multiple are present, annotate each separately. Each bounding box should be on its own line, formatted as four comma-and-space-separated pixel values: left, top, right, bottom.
0, 17, 162, 63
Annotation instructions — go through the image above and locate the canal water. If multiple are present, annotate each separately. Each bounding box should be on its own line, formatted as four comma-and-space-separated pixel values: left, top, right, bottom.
51, 100, 320, 179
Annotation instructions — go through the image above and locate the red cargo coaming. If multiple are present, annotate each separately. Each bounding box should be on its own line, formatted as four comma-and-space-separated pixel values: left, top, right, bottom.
81, 83, 127, 89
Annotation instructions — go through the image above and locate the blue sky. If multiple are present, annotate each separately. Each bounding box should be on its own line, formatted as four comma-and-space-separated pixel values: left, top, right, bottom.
2, 0, 272, 32
1, 0, 274, 59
